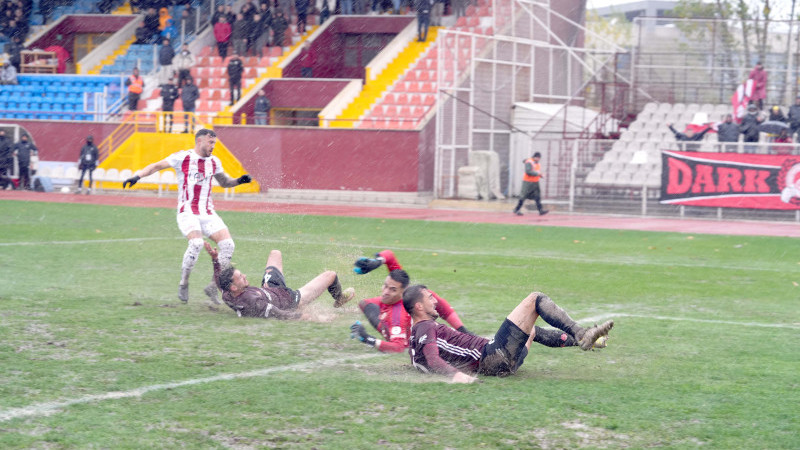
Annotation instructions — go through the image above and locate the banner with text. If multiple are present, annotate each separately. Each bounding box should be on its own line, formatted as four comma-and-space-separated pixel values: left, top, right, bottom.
660, 151, 800, 209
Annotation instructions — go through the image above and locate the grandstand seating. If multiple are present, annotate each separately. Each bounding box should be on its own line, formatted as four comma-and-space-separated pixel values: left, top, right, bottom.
0, 75, 122, 120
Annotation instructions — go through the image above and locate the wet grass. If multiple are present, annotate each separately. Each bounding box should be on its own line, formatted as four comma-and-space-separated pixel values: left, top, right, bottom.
0, 200, 798, 448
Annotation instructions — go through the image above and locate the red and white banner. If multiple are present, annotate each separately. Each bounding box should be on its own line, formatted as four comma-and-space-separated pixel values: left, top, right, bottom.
731, 79, 753, 123
660, 151, 800, 210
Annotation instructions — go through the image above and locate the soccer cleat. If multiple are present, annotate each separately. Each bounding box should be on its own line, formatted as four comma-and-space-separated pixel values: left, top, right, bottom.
514, 210, 523, 216
578, 320, 614, 351
539, 210, 549, 216
178, 284, 189, 303
334, 287, 355, 308
204, 282, 220, 304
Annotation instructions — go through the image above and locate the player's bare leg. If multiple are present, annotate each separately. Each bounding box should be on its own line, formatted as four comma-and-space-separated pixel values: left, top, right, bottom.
204, 229, 234, 304
179, 230, 205, 303
264, 249, 284, 274
297, 270, 354, 309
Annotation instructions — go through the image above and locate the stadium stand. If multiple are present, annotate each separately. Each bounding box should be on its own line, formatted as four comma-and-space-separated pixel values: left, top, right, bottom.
0, 74, 123, 120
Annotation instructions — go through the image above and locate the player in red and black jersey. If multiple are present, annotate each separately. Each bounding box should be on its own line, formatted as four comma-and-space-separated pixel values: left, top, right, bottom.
403, 285, 614, 383
205, 243, 354, 320
350, 249, 592, 352
349, 250, 472, 353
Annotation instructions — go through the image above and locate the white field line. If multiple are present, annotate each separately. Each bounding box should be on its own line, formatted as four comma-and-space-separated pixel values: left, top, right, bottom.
0, 353, 381, 423
579, 313, 800, 330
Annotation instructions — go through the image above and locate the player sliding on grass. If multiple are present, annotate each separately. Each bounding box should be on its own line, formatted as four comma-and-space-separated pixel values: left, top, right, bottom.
205, 243, 355, 320
403, 285, 614, 383
349, 250, 473, 353
122, 129, 252, 304
350, 250, 604, 352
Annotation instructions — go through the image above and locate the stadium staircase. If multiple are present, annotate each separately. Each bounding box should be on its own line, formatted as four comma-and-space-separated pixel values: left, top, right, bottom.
345, 0, 494, 129
94, 112, 260, 194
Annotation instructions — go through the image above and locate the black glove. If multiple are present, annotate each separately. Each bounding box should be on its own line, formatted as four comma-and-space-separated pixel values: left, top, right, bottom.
122, 175, 140, 189
350, 321, 377, 347
237, 174, 252, 185
353, 255, 384, 275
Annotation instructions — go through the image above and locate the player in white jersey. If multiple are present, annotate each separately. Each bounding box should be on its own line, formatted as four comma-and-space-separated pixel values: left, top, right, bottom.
122, 129, 253, 303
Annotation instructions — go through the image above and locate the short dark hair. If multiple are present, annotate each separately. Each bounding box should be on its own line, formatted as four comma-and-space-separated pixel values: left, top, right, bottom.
195, 129, 216, 140
402, 284, 427, 314
533, 152, 542, 158
389, 269, 410, 289
217, 266, 236, 292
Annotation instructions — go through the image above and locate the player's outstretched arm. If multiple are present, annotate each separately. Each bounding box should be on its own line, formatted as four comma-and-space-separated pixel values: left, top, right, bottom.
213, 173, 252, 188
124, 160, 170, 188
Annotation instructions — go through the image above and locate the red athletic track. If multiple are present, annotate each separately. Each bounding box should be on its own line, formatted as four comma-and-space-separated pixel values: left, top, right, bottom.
2, 191, 799, 238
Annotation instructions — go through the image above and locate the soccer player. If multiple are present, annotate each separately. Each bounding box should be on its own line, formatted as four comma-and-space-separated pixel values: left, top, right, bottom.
122, 129, 252, 303
205, 243, 355, 320
349, 249, 473, 353
350, 250, 596, 351
403, 285, 614, 383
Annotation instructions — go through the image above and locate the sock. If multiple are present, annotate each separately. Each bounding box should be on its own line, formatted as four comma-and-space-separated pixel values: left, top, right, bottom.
532, 326, 578, 347
217, 238, 235, 267
363, 302, 380, 329
534, 293, 585, 340
514, 199, 524, 212
327, 274, 343, 300
180, 238, 204, 285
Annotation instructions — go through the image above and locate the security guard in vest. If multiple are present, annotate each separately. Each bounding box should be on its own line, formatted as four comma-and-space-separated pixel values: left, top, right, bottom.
513, 151, 549, 216
125, 67, 145, 111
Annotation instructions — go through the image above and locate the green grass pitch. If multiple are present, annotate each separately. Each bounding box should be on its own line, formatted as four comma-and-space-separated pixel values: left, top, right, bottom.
0, 200, 798, 448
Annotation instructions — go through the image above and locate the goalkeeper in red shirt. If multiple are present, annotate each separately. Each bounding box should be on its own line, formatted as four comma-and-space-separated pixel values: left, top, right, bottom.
350, 249, 599, 352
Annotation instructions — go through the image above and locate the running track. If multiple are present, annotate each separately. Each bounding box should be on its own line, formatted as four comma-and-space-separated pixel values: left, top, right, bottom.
2, 190, 799, 238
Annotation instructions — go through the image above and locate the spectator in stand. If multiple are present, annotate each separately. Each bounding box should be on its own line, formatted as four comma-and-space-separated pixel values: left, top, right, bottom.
174, 43, 195, 88
214, 15, 232, 58
667, 122, 711, 151
299, 41, 315, 78
278, 0, 293, 17
319, 0, 330, 24
231, 13, 249, 57
431, 0, 444, 26
12, 133, 37, 190
130, 0, 141, 13
144, 7, 161, 43
0, 130, 11, 183
161, 77, 180, 133
740, 103, 764, 151
134, 21, 151, 44
241, 1, 257, 21
717, 114, 740, 153
254, 89, 271, 125
768, 105, 787, 123
772, 129, 793, 155
76, 135, 99, 195
788, 96, 800, 142
98, 0, 115, 14
211, 4, 226, 24
178, 8, 195, 37
0, 60, 18, 85
271, 10, 288, 48
748, 62, 767, 111
259, 2, 273, 28
341, 0, 353, 15
180, 76, 199, 133
295, 0, 309, 34
227, 51, 244, 106
415, 0, 432, 42
39, 0, 55, 24
124, 67, 144, 111
454, 0, 467, 19
5, 35, 23, 72
224, 4, 236, 24
158, 7, 172, 31
249, 13, 270, 58
158, 37, 175, 86
161, 18, 177, 41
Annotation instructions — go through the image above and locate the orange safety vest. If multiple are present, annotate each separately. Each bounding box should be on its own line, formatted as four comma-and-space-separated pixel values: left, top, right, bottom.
128, 75, 143, 94
522, 158, 541, 183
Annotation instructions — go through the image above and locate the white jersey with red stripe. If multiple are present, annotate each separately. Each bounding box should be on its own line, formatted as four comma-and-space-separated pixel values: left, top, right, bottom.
165, 149, 224, 215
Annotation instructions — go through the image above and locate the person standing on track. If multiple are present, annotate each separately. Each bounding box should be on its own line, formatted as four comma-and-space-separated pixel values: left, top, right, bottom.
513, 151, 548, 216
122, 129, 253, 303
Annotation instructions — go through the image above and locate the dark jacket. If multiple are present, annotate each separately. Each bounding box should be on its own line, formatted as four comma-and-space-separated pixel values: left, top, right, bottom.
181, 83, 199, 110
159, 44, 175, 66
232, 18, 249, 40
717, 122, 740, 143
739, 113, 762, 142
668, 125, 710, 141
255, 96, 271, 113
227, 57, 244, 81
788, 105, 800, 128
13, 140, 37, 167
161, 84, 180, 110
0, 136, 11, 167
79, 143, 99, 169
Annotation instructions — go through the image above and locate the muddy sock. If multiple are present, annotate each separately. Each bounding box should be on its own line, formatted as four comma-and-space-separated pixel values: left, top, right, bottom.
534, 293, 585, 340
327, 275, 343, 300
363, 302, 380, 329
532, 326, 578, 347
